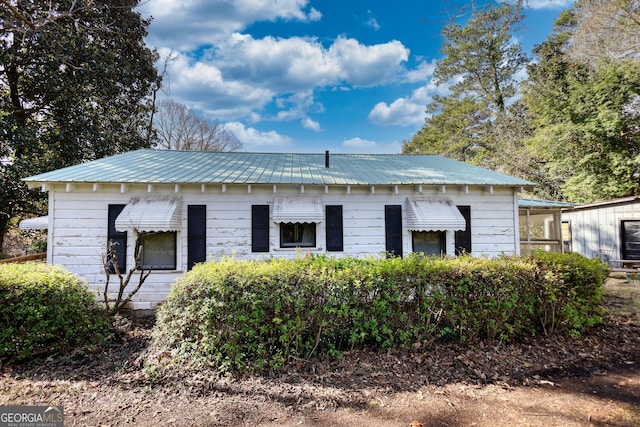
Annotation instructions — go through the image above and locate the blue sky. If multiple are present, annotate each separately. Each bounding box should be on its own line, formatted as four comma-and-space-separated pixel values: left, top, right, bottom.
138, 0, 575, 154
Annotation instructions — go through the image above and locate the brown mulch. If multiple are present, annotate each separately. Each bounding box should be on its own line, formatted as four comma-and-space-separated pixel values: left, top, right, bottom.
1, 278, 639, 426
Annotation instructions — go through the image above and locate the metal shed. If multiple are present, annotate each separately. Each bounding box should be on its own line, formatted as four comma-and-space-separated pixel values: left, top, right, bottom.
561, 196, 640, 263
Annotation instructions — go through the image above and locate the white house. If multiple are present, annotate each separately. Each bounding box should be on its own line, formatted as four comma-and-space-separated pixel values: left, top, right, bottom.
24, 149, 534, 309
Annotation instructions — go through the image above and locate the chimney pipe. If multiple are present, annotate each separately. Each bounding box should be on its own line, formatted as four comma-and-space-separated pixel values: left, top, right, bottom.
325, 150, 330, 168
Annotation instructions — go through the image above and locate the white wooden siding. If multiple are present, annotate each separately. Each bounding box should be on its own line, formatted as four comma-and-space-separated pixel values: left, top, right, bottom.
562, 200, 640, 261
46, 183, 520, 309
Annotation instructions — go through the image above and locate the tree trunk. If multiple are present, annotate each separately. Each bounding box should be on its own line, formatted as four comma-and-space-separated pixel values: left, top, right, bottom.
0, 215, 9, 253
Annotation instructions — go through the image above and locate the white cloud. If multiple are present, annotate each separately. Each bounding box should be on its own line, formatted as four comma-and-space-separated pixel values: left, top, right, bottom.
341, 137, 403, 154
365, 10, 381, 31
223, 122, 291, 150
328, 37, 409, 87
369, 98, 426, 127
301, 118, 321, 131
505, 0, 575, 10
405, 60, 437, 83
343, 137, 377, 149
141, 0, 321, 50
368, 77, 458, 126
158, 34, 409, 122
160, 51, 274, 120
212, 34, 409, 91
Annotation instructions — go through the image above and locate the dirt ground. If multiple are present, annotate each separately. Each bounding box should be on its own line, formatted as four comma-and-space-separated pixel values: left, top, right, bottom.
1, 274, 639, 427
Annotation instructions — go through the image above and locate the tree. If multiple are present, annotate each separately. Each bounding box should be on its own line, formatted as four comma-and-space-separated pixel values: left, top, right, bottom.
403, 1, 531, 173
403, 96, 492, 161
434, 1, 528, 115
523, 9, 640, 203
568, 0, 640, 63
154, 99, 242, 151
0, 0, 160, 250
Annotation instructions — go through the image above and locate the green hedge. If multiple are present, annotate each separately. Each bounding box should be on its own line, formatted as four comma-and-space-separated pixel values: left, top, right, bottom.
0, 263, 113, 361
153, 253, 606, 373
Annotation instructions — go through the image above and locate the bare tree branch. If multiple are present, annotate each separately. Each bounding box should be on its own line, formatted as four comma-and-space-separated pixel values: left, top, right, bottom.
154, 99, 243, 151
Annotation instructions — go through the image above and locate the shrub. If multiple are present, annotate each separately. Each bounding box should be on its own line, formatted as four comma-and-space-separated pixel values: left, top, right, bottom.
530, 251, 607, 335
153, 253, 606, 373
0, 263, 114, 361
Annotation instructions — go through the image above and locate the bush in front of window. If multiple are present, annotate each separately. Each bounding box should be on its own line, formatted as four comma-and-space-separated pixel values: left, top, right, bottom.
152, 253, 607, 374
0, 263, 114, 361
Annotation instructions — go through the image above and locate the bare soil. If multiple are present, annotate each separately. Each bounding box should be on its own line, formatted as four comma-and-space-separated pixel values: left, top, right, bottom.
2, 275, 639, 427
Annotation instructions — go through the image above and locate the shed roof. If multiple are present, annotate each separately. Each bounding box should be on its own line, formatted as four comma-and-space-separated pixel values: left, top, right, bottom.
563, 196, 640, 212
23, 149, 534, 187
518, 198, 576, 208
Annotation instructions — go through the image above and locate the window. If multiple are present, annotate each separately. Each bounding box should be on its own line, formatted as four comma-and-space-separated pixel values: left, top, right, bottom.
140, 231, 176, 270
188, 205, 206, 270
252, 205, 270, 252
280, 223, 316, 248
326, 205, 343, 252
413, 231, 445, 256
107, 204, 127, 273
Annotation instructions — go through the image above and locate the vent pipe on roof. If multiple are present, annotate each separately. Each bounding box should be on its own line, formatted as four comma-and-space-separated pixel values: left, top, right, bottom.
325, 150, 330, 168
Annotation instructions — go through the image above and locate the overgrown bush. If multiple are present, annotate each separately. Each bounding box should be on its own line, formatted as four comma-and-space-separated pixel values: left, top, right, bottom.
529, 251, 607, 335
153, 253, 607, 374
0, 263, 114, 361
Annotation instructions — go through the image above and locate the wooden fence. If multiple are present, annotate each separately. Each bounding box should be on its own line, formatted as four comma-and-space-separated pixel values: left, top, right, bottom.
0, 252, 47, 264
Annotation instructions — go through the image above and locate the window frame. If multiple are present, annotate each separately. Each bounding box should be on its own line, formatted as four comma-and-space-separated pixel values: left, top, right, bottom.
412, 230, 446, 256
139, 231, 177, 270
279, 222, 317, 248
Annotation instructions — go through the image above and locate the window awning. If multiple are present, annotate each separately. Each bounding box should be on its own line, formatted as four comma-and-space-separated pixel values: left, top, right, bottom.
272, 197, 323, 223
19, 216, 48, 230
115, 196, 182, 232
406, 198, 466, 232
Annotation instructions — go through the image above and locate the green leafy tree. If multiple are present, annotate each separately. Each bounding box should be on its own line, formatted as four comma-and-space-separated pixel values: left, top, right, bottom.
0, 0, 160, 249
403, 1, 531, 173
524, 9, 640, 203
568, 0, 640, 63
434, 1, 527, 115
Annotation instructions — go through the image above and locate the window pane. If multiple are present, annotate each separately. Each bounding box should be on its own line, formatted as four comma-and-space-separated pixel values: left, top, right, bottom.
280, 223, 316, 247
412, 231, 445, 256
141, 232, 176, 269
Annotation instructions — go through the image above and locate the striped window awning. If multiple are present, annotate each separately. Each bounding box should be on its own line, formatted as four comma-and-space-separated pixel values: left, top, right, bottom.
272, 197, 323, 223
115, 196, 182, 232
406, 198, 466, 232
19, 216, 48, 230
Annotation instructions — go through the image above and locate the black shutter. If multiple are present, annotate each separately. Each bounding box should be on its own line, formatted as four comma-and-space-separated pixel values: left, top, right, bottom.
455, 205, 472, 255
385, 205, 403, 258
252, 205, 270, 252
188, 205, 207, 270
326, 205, 343, 251
107, 204, 127, 272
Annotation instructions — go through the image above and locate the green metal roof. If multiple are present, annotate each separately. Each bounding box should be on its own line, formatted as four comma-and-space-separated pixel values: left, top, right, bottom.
24, 149, 535, 187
